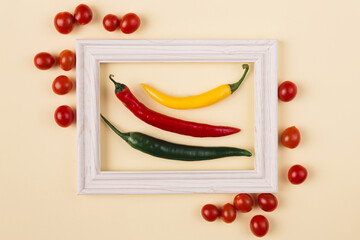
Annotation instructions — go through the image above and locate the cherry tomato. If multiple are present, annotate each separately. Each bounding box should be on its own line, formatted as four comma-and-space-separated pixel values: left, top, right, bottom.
233, 193, 254, 213
54, 105, 74, 127
288, 165, 307, 184
201, 204, 220, 222
278, 81, 297, 102
54, 12, 75, 34
250, 215, 269, 237
58, 50, 76, 71
281, 126, 301, 149
52, 75, 73, 95
103, 14, 120, 32
74, 4, 93, 25
120, 13, 141, 34
221, 203, 236, 223
258, 193, 278, 212
34, 52, 55, 70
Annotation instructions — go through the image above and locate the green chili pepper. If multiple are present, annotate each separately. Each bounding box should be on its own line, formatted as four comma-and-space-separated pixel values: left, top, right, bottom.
101, 114, 252, 161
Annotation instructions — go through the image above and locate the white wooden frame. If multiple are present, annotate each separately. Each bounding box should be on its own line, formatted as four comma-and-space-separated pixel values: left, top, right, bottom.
76, 39, 278, 194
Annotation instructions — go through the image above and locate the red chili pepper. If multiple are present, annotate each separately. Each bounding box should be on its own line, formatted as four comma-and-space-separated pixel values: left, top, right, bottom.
109, 75, 240, 137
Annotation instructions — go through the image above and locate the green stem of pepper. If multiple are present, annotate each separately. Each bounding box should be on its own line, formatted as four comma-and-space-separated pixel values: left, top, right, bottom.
229, 64, 250, 93
100, 114, 130, 142
109, 74, 126, 93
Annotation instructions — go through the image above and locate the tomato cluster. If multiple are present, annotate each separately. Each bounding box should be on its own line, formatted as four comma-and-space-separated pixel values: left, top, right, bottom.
34, 49, 76, 127
36, 4, 141, 128
54, 3, 141, 34
103, 13, 141, 33
278, 81, 308, 185
201, 193, 278, 237
54, 4, 93, 34
34, 50, 76, 71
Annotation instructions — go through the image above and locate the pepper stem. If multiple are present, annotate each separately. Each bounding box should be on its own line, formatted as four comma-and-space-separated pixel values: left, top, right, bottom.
109, 74, 117, 84
109, 74, 126, 93
228, 64, 250, 93
100, 114, 130, 142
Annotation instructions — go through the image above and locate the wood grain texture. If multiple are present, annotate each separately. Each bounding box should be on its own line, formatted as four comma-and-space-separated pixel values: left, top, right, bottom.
76, 39, 278, 194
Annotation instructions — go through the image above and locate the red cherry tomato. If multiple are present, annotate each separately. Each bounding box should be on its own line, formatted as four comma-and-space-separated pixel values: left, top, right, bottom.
201, 204, 220, 222
59, 50, 76, 71
221, 203, 236, 223
103, 14, 120, 32
120, 13, 141, 34
258, 193, 278, 212
278, 81, 297, 102
250, 215, 269, 237
233, 193, 254, 213
52, 75, 73, 95
74, 4, 93, 25
54, 12, 75, 34
288, 165, 307, 184
54, 105, 74, 127
34, 52, 55, 70
281, 126, 301, 149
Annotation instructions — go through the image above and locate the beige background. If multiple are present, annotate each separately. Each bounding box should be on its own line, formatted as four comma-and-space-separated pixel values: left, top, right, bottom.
1, 0, 360, 239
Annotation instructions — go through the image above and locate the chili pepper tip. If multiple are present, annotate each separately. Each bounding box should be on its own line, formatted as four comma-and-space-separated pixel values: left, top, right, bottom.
244, 151, 252, 157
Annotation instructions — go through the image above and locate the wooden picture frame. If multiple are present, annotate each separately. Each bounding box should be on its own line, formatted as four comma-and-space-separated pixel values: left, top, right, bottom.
76, 39, 278, 194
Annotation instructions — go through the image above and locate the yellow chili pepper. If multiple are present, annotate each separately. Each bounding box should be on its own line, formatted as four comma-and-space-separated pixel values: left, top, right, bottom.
141, 64, 249, 109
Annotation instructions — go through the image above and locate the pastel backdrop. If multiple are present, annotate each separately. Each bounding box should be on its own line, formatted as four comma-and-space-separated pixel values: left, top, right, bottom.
1, 0, 360, 239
